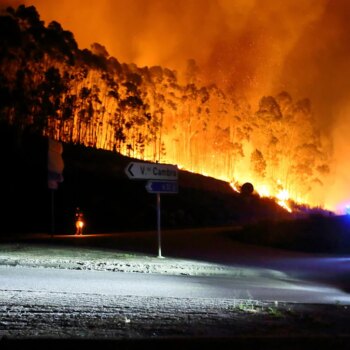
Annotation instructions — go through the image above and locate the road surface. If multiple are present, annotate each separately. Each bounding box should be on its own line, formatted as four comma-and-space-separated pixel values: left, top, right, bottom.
1, 266, 350, 304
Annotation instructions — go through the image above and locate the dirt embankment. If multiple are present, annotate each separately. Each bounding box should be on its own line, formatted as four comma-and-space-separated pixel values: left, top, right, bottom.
0, 124, 289, 235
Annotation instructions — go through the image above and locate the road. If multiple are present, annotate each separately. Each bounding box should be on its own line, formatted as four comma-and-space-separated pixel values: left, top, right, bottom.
44, 227, 350, 293
2, 226, 350, 300
1, 265, 350, 304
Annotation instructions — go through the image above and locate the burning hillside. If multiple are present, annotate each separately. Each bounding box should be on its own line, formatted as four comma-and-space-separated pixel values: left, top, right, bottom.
1, 2, 348, 213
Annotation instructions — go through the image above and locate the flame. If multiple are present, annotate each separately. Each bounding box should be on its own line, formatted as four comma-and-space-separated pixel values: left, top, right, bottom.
229, 181, 240, 193
253, 183, 292, 213
256, 185, 271, 198
230, 180, 292, 213
14, 0, 350, 213
122, 142, 302, 213
276, 189, 292, 213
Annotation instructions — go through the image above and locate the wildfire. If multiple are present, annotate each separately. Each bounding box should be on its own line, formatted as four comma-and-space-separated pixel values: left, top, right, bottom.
229, 179, 292, 213
256, 185, 270, 198
229, 181, 240, 193
1, 3, 340, 214
276, 189, 292, 213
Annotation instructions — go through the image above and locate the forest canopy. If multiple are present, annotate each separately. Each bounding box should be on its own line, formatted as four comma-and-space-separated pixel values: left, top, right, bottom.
0, 5, 332, 209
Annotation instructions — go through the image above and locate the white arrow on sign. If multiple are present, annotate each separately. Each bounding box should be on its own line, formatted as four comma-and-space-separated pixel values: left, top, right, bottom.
125, 162, 178, 180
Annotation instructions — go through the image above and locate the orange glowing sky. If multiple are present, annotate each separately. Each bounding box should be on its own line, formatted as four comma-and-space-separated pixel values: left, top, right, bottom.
2, 0, 350, 212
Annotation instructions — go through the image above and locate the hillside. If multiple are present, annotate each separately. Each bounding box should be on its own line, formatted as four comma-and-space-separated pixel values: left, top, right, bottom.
0, 4, 333, 212
0, 124, 290, 235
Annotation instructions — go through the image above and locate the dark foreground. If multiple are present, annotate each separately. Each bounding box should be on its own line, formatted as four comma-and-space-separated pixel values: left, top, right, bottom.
1, 287, 350, 341
2, 336, 350, 350
1, 230, 350, 349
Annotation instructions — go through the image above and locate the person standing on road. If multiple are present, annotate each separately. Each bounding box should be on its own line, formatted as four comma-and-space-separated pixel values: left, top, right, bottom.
75, 207, 85, 235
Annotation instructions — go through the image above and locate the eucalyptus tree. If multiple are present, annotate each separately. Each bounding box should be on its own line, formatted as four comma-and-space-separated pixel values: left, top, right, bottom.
287, 98, 330, 199
0, 5, 80, 146
116, 69, 147, 157
141, 65, 180, 162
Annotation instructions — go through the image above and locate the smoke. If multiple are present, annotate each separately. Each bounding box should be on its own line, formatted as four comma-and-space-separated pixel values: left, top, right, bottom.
6, 1, 322, 92
278, 0, 350, 212
4, 0, 350, 211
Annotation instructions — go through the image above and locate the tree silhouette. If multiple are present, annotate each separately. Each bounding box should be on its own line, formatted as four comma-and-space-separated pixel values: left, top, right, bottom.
0, 4, 333, 208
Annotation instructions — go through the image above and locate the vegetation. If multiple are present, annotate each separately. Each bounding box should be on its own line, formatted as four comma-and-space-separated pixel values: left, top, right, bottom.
0, 122, 290, 235
0, 4, 332, 208
231, 214, 350, 254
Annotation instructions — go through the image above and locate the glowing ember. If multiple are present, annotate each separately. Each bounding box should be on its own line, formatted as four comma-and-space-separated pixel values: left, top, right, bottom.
229, 181, 240, 193
256, 185, 271, 198
276, 189, 292, 213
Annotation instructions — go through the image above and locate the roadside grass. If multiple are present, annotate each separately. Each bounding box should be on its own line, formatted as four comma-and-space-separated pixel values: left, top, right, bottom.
228, 298, 350, 331
228, 299, 284, 317
231, 215, 350, 254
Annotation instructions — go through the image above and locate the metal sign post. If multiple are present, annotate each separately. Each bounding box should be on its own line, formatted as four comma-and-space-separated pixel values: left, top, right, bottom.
125, 161, 179, 258
51, 189, 55, 237
157, 193, 162, 258
146, 180, 178, 258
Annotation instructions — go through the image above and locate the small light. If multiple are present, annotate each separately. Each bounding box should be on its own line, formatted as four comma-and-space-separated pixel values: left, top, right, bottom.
345, 205, 350, 215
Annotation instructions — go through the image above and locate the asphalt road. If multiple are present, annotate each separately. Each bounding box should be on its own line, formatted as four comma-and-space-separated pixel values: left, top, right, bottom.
32, 227, 350, 292
1, 265, 350, 304
3, 226, 350, 294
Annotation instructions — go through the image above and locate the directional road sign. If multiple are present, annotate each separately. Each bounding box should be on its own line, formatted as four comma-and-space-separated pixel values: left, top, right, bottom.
125, 162, 178, 180
145, 180, 178, 194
